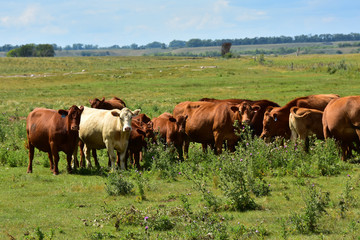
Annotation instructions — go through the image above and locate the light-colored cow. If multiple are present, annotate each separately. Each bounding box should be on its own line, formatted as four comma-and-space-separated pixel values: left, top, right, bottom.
78, 106, 140, 170
289, 106, 324, 151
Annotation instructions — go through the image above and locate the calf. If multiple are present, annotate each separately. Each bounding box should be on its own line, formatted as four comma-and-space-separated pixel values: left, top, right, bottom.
152, 112, 188, 160
289, 107, 324, 151
126, 115, 154, 169
26, 105, 84, 175
78, 106, 140, 170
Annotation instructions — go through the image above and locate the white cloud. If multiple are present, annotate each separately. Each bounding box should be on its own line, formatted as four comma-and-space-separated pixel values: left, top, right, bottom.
0, 5, 54, 28
235, 9, 267, 22
214, 0, 230, 12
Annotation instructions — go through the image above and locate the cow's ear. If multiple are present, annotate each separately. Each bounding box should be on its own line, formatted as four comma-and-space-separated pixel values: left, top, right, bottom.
169, 117, 176, 122
101, 97, 105, 102
252, 105, 261, 112
266, 106, 274, 113
111, 111, 120, 117
79, 106, 84, 113
58, 109, 68, 118
184, 114, 188, 120
132, 109, 141, 116
230, 106, 239, 113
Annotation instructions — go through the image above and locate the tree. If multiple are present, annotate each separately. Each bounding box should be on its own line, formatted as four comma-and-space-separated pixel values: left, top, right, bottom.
221, 42, 232, 57
6, 44, 54, 57
36, 44, 55, 57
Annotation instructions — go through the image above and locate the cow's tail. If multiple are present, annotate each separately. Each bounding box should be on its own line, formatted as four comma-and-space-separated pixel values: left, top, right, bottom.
24, 140, 30, 150
290, 107, 311, 118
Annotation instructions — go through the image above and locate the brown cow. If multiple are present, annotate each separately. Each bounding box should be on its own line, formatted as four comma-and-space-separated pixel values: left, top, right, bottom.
89, 96, 126, 110
125, 114, 154, 169
152, 112, 188, 160
260, 94, 339, 142
289, 107, 324, 151
26, 105, 84, 175
322, 96, 360, 161
173, 101, 242, 155
237, 100, 280, 136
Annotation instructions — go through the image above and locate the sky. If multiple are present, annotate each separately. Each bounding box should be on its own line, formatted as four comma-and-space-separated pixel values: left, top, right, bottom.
0, 0, 359, 47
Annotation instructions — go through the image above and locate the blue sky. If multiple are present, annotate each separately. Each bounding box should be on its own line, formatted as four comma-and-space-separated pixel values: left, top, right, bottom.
0, 0, 359, 47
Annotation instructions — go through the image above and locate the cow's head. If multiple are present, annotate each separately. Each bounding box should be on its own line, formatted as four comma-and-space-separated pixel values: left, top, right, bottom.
111, 108, 141, 132
239, 102, 261, 125
260, 106, 289, 142
175, 114, 188, 133
89, 97, 105, 109
59, 105, 84, 131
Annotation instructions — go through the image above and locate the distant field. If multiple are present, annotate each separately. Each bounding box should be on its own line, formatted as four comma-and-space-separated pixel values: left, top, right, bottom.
1, 41, 360, 57
0, 55, 360, 239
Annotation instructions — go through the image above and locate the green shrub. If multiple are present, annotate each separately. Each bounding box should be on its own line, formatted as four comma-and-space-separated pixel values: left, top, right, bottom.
105, 172, 134, 196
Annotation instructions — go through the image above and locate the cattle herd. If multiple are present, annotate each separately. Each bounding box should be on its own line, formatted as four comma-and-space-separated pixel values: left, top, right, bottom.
25, 94, 360, 175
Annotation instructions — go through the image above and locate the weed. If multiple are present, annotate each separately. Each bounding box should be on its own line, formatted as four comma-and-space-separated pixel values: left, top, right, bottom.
105, 172, 134, 196
290, 183, 330, 233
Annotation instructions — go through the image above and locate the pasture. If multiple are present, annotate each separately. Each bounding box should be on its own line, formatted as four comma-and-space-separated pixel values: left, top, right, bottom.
0, 55, 360, 239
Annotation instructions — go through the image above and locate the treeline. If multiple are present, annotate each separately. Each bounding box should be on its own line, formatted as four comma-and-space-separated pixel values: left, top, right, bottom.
6, 44, 55, 57
1, 33, 360, 53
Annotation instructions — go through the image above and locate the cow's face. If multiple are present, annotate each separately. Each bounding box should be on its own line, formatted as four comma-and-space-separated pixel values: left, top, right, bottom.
239, 102, 260, 125
60, 105, 84, 131
112, 108, 141, 132
176, 115, 188, 133
260, 106, 285, 142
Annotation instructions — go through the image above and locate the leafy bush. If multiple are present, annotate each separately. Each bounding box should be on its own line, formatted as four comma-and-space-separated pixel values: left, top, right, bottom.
105, 172, 134, 196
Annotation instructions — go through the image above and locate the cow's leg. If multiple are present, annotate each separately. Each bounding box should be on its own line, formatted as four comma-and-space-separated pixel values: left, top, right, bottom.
213, 132, 223, 154
50, 143, 60, 175
117, 150, 127, 170
79, 141, 86, 168
47, 152, 54, 172
176, 144, 184, 161
92, 149, 100, 168
72, 142, 79, 170
133, 151, 141, 170
105, 142, 117, 171
184, 140, 190, 158
27, 143, 35, 173
83, 144, 92, 168
66, 154, 73, 174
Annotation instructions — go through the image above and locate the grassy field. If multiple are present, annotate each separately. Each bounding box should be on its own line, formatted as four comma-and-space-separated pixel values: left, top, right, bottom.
0, 55, 360, 239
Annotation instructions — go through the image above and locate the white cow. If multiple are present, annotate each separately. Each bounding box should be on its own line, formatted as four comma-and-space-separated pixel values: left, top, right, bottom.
78, 106, 140, 170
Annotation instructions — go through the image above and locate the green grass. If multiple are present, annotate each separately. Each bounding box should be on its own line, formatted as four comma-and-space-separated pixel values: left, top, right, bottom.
1, 55, 360, 239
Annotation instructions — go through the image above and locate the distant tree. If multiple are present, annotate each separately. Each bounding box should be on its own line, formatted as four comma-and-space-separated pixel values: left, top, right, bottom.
186, 38, 203, 47
169, 40, 186, 48
221, 42, 232, 57
7, 44, 54, 57
36, 44, 55, 57
145, 41, 165, 49
130, 43, 138, 49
